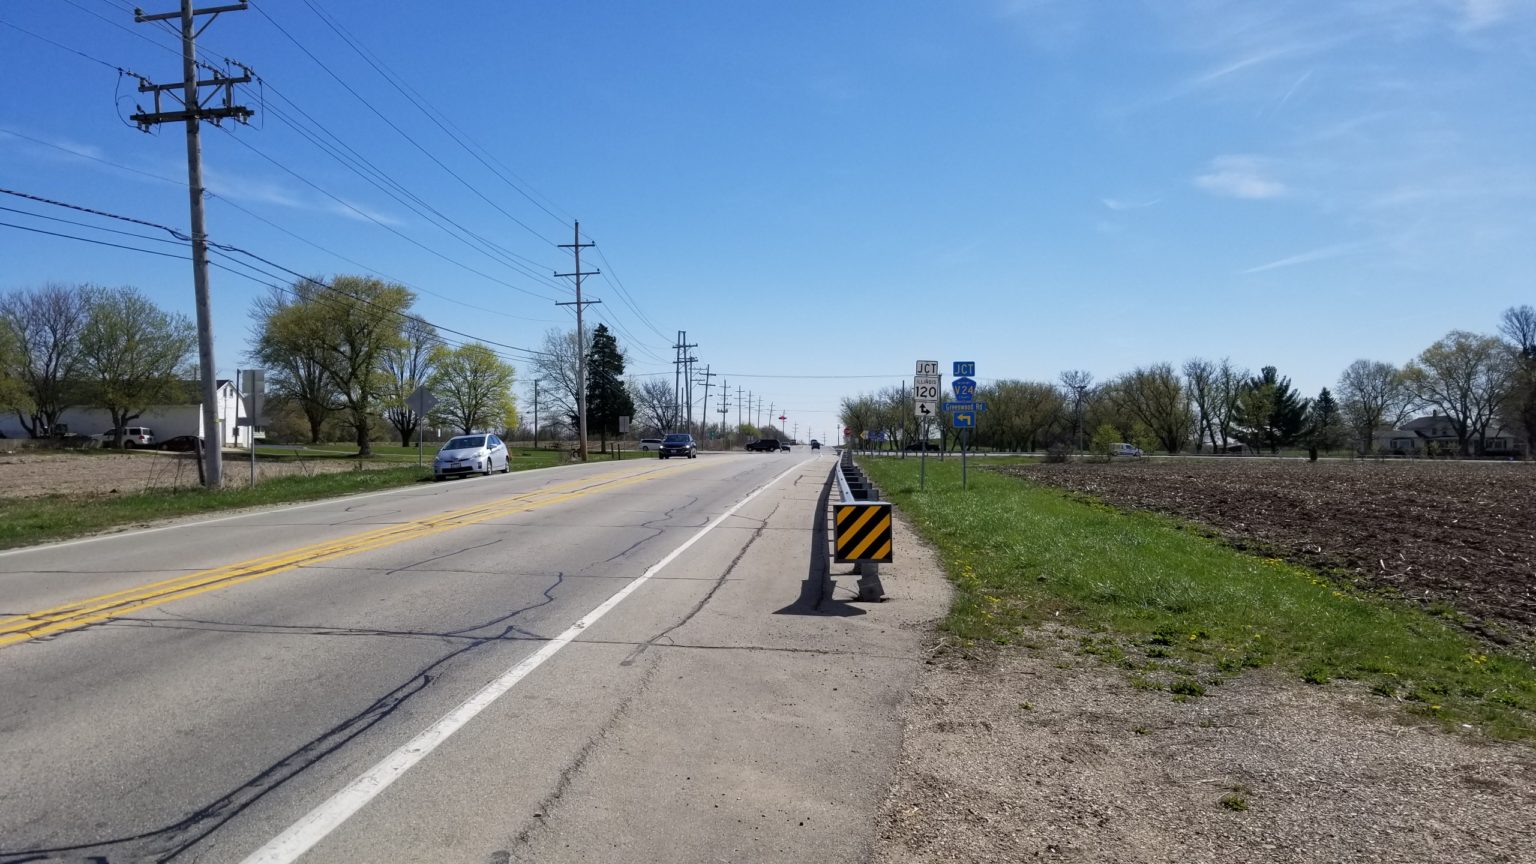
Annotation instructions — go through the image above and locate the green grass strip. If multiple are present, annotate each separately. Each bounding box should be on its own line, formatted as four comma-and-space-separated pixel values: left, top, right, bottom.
863, 457, 1536, 741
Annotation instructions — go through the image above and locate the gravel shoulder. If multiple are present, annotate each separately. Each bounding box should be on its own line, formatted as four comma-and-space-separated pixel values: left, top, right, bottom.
872, 630, 1536, 864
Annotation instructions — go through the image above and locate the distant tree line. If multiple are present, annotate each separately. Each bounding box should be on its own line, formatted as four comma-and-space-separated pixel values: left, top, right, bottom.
839, 306, 1536, 460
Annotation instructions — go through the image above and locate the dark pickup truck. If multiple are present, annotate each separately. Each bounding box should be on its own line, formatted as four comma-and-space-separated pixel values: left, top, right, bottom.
744, 439, 782, 452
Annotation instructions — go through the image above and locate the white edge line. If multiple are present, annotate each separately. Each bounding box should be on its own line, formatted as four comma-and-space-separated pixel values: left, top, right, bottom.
238, 458, 808, 864
0, 458, 617, 559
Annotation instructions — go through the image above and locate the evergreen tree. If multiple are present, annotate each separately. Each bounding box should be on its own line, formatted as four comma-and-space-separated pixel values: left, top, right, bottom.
1232, 366, 1311, 453
585, 324, 635, 452
1303, 386, 1345, 461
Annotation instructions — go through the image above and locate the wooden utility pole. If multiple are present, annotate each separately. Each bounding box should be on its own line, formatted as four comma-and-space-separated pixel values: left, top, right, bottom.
532, 379, 540, 448
696, 364, 716, 443
131, 0, 253, 489
556, 222, 599, 461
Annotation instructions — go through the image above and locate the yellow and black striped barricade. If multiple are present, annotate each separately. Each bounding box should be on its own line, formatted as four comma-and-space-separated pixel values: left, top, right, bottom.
833, 501, 893, 564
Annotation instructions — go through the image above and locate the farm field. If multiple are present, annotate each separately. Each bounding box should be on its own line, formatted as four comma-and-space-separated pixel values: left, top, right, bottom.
1002, 459, 1536, 648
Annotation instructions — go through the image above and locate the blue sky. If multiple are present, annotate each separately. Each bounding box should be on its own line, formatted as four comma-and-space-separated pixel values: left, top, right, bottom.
3, 0, 1534, 442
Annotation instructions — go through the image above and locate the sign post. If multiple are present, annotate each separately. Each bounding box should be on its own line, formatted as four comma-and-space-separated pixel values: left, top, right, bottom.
240, 369, 265, 488
952, 361, 977, 489
618, 415, 630, 460
915, 360, 940, 490
407, 385, 439, 469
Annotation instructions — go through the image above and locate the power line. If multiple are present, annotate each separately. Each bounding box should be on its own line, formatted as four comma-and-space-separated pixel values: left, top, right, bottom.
0, 188, 556, 362
247, 0, 564, 249
217, 129, 565, 304
292, 0, 573, 231
237, 80, 568, 290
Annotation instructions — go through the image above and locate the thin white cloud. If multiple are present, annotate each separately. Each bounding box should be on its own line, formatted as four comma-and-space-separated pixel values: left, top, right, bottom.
1100, 197, 1160, 211
1459, 0, 1512, 31
1195, 156, 1288, 200
1267, 69, 1313, 115
1241, 242, 1362, 274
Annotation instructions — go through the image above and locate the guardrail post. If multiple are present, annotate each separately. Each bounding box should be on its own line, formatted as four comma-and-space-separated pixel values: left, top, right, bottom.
855, 562, 884, 601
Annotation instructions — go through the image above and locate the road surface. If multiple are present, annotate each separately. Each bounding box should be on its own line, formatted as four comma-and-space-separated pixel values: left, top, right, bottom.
0, 451, 947, 863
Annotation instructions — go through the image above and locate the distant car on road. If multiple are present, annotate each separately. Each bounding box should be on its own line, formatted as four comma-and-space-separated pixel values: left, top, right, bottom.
744, 439, 781, 452
659, 432, 697, 459
1110, 443, 1144, 457
904, 441, 941, 452
810, 439, 821, 451
637, 438, 664, 451
159, 435, 203, 453
433, 434, 510, 480
95, 426, 156, 449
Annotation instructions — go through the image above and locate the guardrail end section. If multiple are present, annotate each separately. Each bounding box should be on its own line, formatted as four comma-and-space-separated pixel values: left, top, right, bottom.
833, 500, 894, 564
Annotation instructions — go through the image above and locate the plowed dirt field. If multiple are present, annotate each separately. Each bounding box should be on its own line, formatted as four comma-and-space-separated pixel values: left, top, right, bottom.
1000, 459, 1536, 648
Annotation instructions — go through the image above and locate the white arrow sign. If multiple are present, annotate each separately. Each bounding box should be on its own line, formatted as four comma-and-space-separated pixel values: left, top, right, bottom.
914, 400, 937, 417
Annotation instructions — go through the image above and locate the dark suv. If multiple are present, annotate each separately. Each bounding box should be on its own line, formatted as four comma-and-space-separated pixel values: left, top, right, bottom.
744, 439, 781, 452
659, 433, 697, 459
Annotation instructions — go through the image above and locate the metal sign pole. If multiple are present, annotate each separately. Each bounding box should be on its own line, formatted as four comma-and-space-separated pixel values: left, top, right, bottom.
920, 416, 927, 491
962, 427, 969, 490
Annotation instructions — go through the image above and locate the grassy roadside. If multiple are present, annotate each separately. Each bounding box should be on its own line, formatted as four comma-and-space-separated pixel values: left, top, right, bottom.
0, 449, 570, 551
862, 457, 1536, 740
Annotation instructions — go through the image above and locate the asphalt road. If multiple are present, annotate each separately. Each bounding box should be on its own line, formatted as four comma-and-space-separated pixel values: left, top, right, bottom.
0, 450, 948, 863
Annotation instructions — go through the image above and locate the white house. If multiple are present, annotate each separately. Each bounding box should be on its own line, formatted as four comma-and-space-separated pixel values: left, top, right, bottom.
0, 379, 251, 447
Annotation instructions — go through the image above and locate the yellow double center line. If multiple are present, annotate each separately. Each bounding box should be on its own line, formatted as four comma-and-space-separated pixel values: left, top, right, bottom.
0, 461, 707, 650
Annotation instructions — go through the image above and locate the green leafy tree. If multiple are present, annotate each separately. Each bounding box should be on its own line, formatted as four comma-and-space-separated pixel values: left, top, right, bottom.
248, 283, 340, 444
1090, 423, 1121, 460
77, 286, 197, 447
1232, 366, 1310, 453
1337, 359, 1415, 455
584, 324, 634, 452
1402, 330, 1513, 456
1111, 363, 1194, 454
1303, 387, 1346, 461
268, 276, 411, 455
429, 343, 517, 434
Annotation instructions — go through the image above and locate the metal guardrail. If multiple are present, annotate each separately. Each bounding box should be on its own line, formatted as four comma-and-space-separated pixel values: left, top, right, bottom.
831, 450, 891, 600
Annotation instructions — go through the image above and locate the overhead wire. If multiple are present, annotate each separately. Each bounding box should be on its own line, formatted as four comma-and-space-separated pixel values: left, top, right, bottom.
246, 0, 565, 249
216, 129, 564, 305
0, 187, 556, 364
292, 0, 574, 230
240, 79, 568, 290
0, 128, 560, 325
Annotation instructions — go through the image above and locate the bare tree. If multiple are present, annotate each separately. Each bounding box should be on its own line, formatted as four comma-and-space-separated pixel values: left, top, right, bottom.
1182, 358, 1216, 452
1402, 331, 1514, 456
0, 283, 90, 436
1112, 363, 1195, 454
1499, 305, 1536, 455
1058, 369, 1093, 451
530, 325, 591, 430
1336, 359, 1415, 454
379, 316, 442, 445
1211, 358, 1248, 450
631, 377, 674, 434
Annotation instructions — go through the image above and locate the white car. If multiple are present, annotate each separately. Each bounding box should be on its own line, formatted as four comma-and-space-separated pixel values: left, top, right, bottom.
95, 426, 156, 448
433, 434, 510, 480
638, 438, 664, 451
1110, 442, 1144, 457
